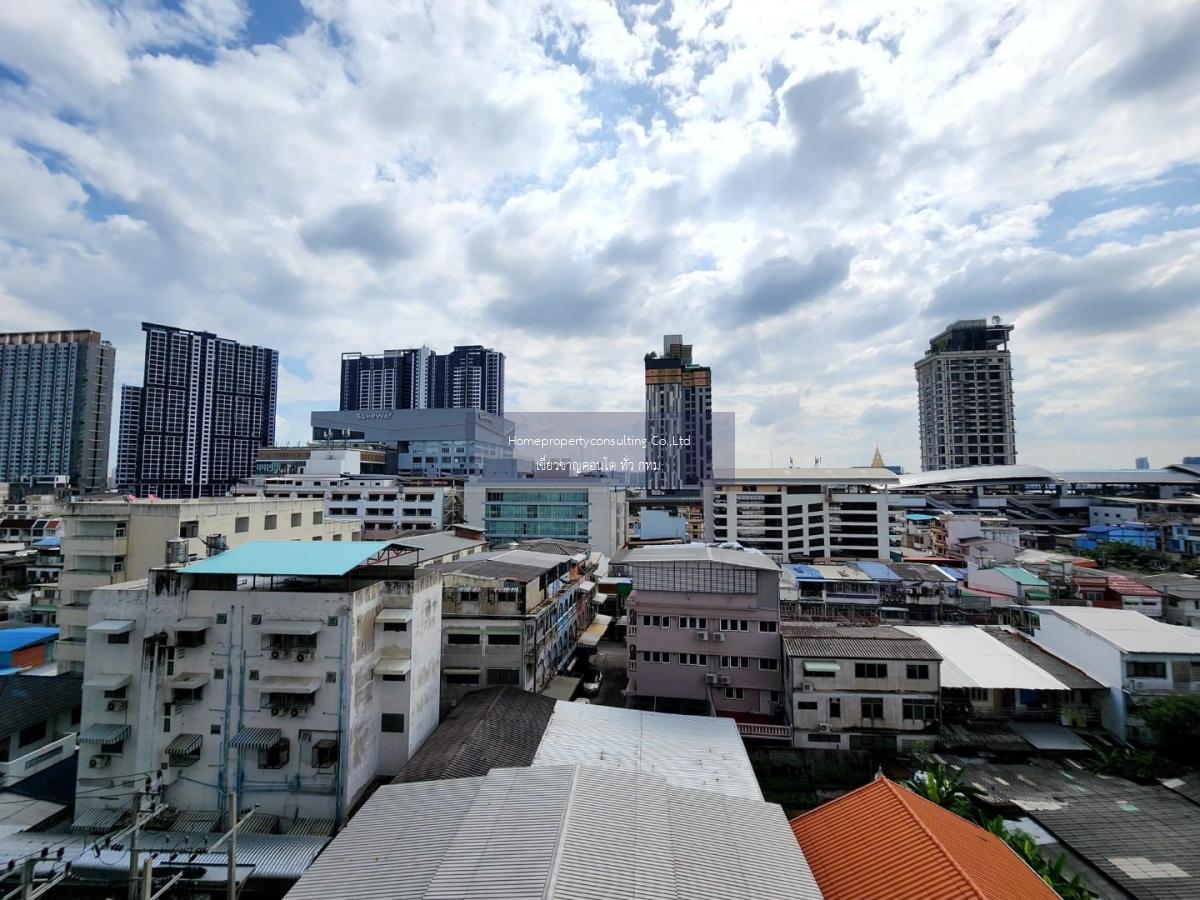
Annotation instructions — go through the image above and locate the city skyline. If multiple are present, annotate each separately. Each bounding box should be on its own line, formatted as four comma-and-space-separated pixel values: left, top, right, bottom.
1, 3, 1198, 471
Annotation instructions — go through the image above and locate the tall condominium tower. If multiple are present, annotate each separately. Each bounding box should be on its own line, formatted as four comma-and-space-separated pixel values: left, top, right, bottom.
117, 323, 278, 498
645, 334, 712, 491
915, 317, 1016, 472
340, 344, 505, 416
0, 330, 114, 492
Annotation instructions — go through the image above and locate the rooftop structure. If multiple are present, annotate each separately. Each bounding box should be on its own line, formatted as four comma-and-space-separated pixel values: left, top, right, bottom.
782, 624, 942, 662
980, 627, 1103, 690
792, 776, 1057, 900
1037, 606, 1200, 655
285, 765, 821, 900
896, 626, 1068, 690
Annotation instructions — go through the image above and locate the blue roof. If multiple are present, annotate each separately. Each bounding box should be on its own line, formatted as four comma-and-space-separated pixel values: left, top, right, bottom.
787, 564, 824, 581
938, 567, 968, 581
905, 513, 937, 521
32, 536, 61, 548
0, 627, 59, 653
180, 541, 408, 577
856, 561, 901, 581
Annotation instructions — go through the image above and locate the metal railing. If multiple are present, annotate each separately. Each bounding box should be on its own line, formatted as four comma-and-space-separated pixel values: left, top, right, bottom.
736, 723, 790, 740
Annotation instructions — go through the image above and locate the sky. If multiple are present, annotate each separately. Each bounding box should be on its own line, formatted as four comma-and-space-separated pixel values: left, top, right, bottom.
1, 0, 1198, 473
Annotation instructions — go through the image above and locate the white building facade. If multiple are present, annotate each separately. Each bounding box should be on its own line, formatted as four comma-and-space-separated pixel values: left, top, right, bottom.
463, 479, 628, 557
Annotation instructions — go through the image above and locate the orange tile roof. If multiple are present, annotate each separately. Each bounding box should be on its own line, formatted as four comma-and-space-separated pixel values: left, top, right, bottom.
790, 776, 1059, 900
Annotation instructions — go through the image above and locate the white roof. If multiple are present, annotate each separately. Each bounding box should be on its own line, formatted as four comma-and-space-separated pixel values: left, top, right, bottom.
897, 465, 1056, 489
1040, 606, 1200, 655
533, 703, 763, 801
897, 626, 1069, 690
715, 467, 899, 484
617, 544, 780, 571
283, 765, 820, 900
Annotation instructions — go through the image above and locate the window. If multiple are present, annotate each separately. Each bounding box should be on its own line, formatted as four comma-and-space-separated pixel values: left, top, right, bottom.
797, 701, 818, 710
264, 514, 277, 531
829, 698, 841, 718
382, 673, 407, 682
759, 620, 778, 633
487, 668, 520, 686
447, 633, 480, 645
1127, 661, 1167, 679
968, 687, 988, 702
235, 516, 249, 533
249, 670, 259, 681
381, 714, 406, 733
107, 631, 130, 645
179, 521, 199, 538
855, 663, 888, 679
759, 658, 779, 671
903, 699, 937, 720
259, 739, 290, 769
487, 633, 519, 645
808, 733, 841, 743
906, 664, 930, 680
327, 616, 338, 626
313, 511, 323, 525
679, 653, 708, 666
210, 724, 221, 735
640, 651, 669, 663
325, 672, 337, 684
251, 614, 262, 625
383, 622, 408, 633
291, 512, 302, 527
681, 616, 708, 629
18, 721, 47, 748
861, 697, 884, 719
640, 615, 671, 628
724, 687, 745, 700
216, 613, 228, 625
719, 618, 750, 632
112, 556, 125, 573
446, 672, 479, 685
312, 740, 338, 769
213, 669, 224, 681
721, 656, 750, 669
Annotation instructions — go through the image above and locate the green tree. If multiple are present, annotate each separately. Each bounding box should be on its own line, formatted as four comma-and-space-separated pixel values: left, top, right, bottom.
1141, 693, 1200, 762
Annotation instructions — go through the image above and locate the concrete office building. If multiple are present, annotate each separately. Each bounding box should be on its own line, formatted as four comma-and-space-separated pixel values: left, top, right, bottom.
117, 323, 279, 498
253, 446, 390, 477
644, 334, 712, 491
54, 497, 359, 674
0, 330, 114, 492
705, 468, 898, 563
341, 344, 504, 417
74, 541, 443, 831
915, 318, 1017, 472
618, 545, 784, 718
311, 408, 514, 477
464, 478, 628, 557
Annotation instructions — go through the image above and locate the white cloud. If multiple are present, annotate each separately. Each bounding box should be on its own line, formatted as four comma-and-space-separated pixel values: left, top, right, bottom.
1066, 204, 1158, 240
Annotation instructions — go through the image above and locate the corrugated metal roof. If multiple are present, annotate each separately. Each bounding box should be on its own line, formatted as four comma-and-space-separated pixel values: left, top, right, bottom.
286, 765, 820, 900
617, 544, 780, 570
533, 704, 763, 801
991, 566, 1048, 587
71, 807, 124, 832
180, 540, 406, 576
542, 676, 581, 700
791, 777, 1058, 900
376, 608, 413, 622
240, 812, 280, 835
171, 809, 220, 833
1041, 606, 1200, 654
856, 561, 901, 581
0, 674, 80, 737
898, 626, 1069, 690
0, 627, 59, 651
981, 627, 1104, 690
715, 466, 899, 484
783, 625, 942, 662
787, 564, 824, 580
0, 793, 65, 836
77, 723, 131, 744
231, 726, 283, 749
286, 818, 335, 837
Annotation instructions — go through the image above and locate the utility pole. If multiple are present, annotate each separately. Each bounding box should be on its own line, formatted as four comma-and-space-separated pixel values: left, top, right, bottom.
226, 791, 237, 900
20, 859, 34, 900
127, 790, 142, 900
140, 857, 153, 900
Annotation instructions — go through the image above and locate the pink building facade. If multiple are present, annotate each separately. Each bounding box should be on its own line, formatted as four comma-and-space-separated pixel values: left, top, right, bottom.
618, 546, 783, 717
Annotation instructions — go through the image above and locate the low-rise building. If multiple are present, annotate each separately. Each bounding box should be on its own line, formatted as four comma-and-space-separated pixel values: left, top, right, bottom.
1027, 606, 1200, 741
0, 627, 59, 673
783, 625, 941, 754
54, 497, 360, 674
1144, 573, 1200, 628
966, 564, 1051, 604
1072, 572, 1163, 618
0, 675, 80, 789
704, 468, 898, 563
73, 540, 443, 831
423, 547, 596, 707
1075, 522, 1160, 552
618, 545, 783, 718
463, 478, 628, 557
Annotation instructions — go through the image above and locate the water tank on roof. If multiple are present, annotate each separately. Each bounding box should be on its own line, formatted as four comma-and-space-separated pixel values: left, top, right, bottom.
165, 537, 188, 565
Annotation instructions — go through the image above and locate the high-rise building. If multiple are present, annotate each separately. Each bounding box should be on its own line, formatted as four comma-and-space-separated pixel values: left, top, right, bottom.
915, 318, 1016, 472
340, 344, 504, 416
117, 323, 278, 498
645, 334, 712, 491
1135, 457, 1150, 470
0, 330, 114, 492
1183, 457, 1200, 466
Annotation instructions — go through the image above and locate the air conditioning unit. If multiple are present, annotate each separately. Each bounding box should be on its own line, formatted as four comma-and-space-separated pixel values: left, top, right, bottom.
818, 723, 834, 733
719, 675, 732, 686
271, 650, 281, 660
290, 709, 300, 718
295, 653, 306, 662
713, 632, 726, 642
271, 708, 280, 717
88, 755, 111, 769
801, 682, 815, 692
696, 631, 708, 641
105, 700, 127, 712
704, 673, 719, 685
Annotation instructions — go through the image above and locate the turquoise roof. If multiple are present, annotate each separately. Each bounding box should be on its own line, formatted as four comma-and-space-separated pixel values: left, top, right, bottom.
180, 541, 405, 577
993, 566, 1049, 587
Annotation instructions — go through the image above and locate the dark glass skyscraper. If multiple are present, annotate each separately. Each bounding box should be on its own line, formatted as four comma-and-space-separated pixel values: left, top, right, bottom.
340, 344, 504, 416
645, 334, 712, 491
0, 330, 114, 492
117, 323, 278, 498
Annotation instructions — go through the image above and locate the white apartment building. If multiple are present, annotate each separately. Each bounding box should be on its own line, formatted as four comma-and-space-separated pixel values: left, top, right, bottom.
704, 469, 898, 563
463, 479, 628, 557
74, 540, 442, 832
55, 497, 359, 674
238, 475, 460, 538
1028, 606, 1200, 740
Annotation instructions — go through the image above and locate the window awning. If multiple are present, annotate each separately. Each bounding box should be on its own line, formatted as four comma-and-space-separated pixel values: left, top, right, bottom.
578, 580, 596, 592
78, 723, 132, 744
88, 619, 134, 634
258, 675, 322, 694
166, 733, 202, 756
84, 674, 131, 690
444, 626, 481, 634
174, 618, 212, 633
374, 658, 412, 676
231, 726, 283, 749
803, 661, 842, 674
577, 614, 614, 649
444, 667, 480, 676
260, 621, 322, 636
376, 608, 413, 623
171, 673, 210, 690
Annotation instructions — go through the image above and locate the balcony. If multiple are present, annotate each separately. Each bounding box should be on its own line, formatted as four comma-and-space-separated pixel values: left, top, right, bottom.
736, 723, 790, 741
0, 733, 77, 787
55, 638, 87, 662
1124, 678, 1200, 695
68, 535, 128, 556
